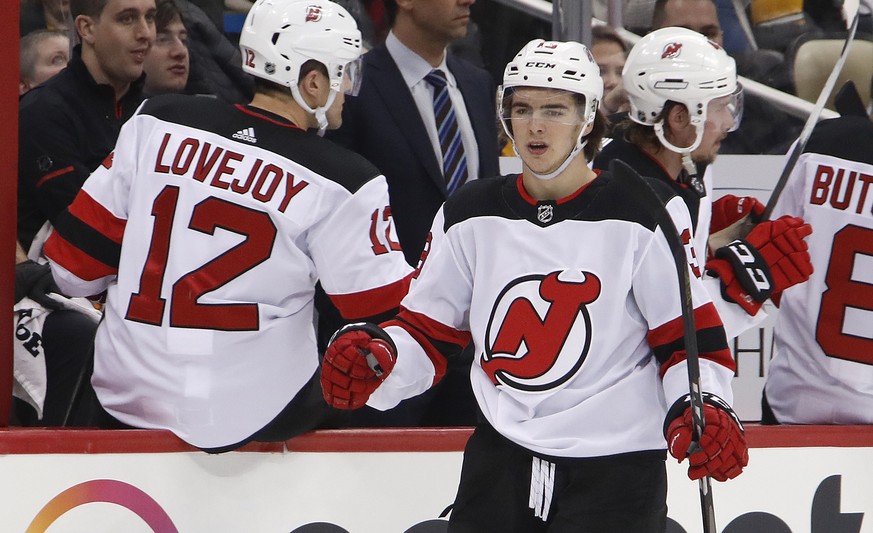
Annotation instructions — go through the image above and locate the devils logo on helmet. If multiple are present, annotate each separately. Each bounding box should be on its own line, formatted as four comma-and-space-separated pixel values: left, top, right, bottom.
661, 42, 682, 59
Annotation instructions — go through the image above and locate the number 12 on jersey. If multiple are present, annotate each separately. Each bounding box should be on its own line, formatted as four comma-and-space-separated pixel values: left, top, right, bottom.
126, 185, 278, 331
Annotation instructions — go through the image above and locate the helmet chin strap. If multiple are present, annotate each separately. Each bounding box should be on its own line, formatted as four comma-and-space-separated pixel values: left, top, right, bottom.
290, 85, 338, 136
653, 118, 705, 159
522, 140, 587, 181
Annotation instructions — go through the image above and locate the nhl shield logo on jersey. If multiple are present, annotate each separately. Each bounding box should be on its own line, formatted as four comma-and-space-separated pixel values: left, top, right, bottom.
482, 270, 601, 392
537, 204, 554, 224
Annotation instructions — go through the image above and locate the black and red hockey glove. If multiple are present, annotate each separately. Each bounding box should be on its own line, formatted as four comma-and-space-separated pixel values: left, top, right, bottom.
706, 215, 813, 315
321, 322, 397, 409
665, 393, 748, 482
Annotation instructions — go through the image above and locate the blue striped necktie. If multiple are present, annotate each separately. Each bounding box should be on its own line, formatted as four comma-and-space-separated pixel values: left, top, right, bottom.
424, 69, 468, 195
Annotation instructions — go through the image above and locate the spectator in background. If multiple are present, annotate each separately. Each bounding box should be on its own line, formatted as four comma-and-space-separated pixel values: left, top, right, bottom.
18, 0, 155, 253
19, 29, 70, 95
172, 0, 254, 102
591, 25, 629, 116
143, 0, 189, 95
326, 0, 498, 427
15, 13, 95, 430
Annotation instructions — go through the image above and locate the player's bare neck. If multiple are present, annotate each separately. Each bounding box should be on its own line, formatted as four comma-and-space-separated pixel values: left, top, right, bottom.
249, 91, 309, 129
522, 165, 596, 201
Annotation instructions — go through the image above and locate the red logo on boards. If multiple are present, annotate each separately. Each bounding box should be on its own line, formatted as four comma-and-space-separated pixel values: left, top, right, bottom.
305, 6, 323, 22
661, 42, 682, 59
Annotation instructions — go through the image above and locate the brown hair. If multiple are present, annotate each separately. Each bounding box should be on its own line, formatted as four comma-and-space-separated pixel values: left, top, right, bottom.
622, 100, 682, 154
592, 25, 629, 53
155, 0, 182, 32
71, 0, 108, 19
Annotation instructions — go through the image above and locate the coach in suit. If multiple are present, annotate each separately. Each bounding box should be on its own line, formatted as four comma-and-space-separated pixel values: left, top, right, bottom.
329, 0, 499, 267
326, 0, 498, 427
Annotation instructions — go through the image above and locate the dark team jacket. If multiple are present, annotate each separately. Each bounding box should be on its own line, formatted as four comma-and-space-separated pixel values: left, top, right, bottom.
18, 45, 145, 249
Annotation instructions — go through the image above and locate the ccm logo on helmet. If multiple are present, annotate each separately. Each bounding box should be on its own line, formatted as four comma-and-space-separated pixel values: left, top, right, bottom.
305, 5, 323, 22
525, 61, 556, 69
661, 42, 682, 59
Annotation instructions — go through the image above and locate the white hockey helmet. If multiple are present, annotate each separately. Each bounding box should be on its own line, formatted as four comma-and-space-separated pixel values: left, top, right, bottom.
623, 27, 741, 153
239, 0, 363, 132
498, 39, 603, 179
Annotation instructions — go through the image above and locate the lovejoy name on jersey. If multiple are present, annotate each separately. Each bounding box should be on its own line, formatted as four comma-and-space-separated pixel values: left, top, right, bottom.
812, 163, 873, 216
152, 132, 309, 212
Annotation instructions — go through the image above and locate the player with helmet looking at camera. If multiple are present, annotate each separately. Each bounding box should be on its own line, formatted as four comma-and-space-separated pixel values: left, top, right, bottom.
595, 27, 814, 340
43, 0, 413, 453
320, 38, 746, 531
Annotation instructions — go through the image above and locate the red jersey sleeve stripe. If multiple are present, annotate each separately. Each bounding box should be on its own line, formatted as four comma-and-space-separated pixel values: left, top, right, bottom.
328, 273, 413, 319
647, 302, 736, 377
68, 190, 126, 244
35, 166, 75, 188
383, 308, 472, 386
44, 232, 118, 280
648, 302, 724, 348
394, 307, 472, 346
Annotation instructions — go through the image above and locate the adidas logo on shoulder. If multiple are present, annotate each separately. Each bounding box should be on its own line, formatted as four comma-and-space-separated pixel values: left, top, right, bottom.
232, 127, 257, 143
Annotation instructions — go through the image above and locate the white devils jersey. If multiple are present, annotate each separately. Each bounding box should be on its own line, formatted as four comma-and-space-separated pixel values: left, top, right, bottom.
595, 136, 769, 339
765, 117, 873, 424
45, 95, 412, 448
369, 174, 736, 458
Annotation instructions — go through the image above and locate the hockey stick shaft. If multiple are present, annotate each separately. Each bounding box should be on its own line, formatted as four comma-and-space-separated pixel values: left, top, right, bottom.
610, 160, 717, 533
760, 7, 861, 221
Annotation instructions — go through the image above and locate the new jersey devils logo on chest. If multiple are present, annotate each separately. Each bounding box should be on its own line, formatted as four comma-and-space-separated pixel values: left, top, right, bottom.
482, 270, 601, 392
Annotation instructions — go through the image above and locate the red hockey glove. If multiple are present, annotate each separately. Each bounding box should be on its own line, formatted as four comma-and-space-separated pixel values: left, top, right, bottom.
665, 393, 748, 482
710, 195, 764, 235
706, 215, 813, 315
708, 195, 764, 252
321, 322, 397, 409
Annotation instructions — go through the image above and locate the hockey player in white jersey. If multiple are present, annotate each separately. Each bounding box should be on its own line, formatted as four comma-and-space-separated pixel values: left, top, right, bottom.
321, 39, 747, 531
594, 27, 814, 339
763, 108, 873, 424
43, 0, 413, 452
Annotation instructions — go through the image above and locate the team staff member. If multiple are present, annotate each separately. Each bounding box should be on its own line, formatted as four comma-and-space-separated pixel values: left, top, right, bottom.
44, 0, 413, 452
18, 0, 156, 251
320, 40, 747, 531
594, 27, 814, 338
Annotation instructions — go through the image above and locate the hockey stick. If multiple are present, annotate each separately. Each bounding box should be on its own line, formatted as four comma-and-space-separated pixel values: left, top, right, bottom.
610, 159, 717, 533
759, 1, 862, 221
